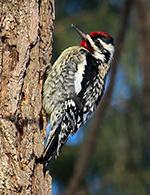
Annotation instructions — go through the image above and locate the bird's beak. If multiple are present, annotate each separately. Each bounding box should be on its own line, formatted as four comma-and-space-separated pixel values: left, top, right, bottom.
71, 24, 88, 41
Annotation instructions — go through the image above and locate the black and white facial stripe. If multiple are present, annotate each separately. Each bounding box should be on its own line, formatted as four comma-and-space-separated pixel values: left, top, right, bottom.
85, 34, 114, 65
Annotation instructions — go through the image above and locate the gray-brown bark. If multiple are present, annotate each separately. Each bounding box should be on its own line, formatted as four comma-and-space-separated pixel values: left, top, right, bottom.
0, 0, 55, 194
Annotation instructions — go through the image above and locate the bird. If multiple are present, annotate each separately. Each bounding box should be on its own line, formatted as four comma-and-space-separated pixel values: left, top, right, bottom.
42, 24, 115, 168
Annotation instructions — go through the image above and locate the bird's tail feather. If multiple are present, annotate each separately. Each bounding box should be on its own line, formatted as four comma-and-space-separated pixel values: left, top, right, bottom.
42, 125, 61, 167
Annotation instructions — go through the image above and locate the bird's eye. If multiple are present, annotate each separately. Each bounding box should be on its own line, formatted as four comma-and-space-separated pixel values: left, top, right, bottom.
95, 39, 100, 43
95, 39, 100, 45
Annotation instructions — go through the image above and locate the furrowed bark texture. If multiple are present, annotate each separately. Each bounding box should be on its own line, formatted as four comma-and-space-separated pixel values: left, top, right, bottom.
0, 0, 55, 194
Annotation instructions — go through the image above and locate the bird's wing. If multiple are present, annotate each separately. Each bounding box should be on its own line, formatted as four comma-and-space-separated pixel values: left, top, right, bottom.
43, 48, 101, 164
43, 48, 89, 164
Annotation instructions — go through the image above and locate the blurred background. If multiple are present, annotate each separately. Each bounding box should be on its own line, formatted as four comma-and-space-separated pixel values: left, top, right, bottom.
47, 0, 150, 194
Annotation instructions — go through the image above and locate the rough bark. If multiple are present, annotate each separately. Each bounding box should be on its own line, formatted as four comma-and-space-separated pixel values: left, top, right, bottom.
135, 0, 150, 141
0, 0, 55, 194
65, 0, 133, 194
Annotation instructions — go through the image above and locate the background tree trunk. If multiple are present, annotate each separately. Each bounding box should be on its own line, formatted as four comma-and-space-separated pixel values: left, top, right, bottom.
135, 0, 150, 142
0, 0, 55, 194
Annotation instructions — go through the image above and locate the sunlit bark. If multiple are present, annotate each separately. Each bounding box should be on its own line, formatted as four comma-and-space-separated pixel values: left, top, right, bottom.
0, 0, 55, 194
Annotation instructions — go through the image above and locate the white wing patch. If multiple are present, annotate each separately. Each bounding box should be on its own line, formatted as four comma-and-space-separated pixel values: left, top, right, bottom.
74, 60, 87, 94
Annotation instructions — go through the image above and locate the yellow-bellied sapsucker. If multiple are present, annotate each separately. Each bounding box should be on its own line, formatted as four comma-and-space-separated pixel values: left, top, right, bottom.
42, 24, 115, 167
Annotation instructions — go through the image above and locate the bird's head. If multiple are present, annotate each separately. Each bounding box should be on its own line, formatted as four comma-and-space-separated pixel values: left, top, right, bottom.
71, 24, 115, 65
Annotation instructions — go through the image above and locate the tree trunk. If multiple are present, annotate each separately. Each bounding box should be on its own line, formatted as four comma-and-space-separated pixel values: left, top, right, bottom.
0, 0, 55, 194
